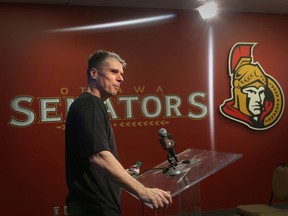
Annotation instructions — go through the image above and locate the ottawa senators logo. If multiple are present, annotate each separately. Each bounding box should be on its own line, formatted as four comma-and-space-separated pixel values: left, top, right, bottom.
220, 42, 284, 130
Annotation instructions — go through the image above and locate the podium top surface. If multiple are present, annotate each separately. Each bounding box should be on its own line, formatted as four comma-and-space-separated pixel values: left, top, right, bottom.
136, 148, 242, 197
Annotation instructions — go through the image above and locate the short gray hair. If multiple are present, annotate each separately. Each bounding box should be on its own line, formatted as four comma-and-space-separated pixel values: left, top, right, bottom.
87, 50, 126, 77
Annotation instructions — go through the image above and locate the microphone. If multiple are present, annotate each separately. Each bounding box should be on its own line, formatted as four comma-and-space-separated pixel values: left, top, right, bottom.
158, 128, 178, 162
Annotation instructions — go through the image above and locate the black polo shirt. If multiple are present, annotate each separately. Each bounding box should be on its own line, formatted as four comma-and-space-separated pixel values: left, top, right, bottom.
65, 92, 121, 216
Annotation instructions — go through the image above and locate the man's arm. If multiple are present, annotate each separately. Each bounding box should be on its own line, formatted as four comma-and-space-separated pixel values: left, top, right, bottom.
89, 150, 172, 209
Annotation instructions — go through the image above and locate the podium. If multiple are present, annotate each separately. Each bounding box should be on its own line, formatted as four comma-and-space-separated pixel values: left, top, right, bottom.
136, 148, 242, 216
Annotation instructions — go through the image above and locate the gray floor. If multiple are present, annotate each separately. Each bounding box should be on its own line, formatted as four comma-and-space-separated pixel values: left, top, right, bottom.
201, 203, 288, 216
201, 208, 239, 216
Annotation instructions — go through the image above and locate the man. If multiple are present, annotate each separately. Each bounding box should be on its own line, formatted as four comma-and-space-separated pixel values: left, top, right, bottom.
65, 50, 172, 216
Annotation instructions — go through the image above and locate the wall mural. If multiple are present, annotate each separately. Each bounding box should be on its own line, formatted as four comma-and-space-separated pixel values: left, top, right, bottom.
220, 42, 284, 130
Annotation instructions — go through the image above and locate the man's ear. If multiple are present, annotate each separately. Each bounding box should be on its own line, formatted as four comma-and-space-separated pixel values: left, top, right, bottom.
89, 68, 98, 80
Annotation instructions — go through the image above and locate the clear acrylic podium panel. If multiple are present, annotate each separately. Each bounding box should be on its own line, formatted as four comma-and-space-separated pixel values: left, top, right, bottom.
135, 148, 242, 216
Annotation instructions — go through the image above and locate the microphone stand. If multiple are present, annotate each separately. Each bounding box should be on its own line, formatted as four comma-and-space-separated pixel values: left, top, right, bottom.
141, 156, 191, 176
162, 152, 179, 174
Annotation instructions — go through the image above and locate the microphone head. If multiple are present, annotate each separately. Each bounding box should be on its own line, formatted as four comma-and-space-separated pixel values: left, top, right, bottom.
158, 128, 167, 138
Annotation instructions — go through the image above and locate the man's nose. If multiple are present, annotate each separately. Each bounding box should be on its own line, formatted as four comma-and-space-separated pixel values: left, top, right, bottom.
118, 74, 124, 82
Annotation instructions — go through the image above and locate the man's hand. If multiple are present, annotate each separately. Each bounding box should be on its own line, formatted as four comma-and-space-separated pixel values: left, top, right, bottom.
138, 187, 172, 209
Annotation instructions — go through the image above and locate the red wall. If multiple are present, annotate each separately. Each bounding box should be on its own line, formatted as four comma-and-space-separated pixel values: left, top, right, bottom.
1, 4, 287, 216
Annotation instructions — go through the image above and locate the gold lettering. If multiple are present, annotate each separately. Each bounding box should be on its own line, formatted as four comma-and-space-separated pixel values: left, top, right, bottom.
79, 87, 86, 93
156, 86, 163, 93
134, 86, 145, 93
61, 87, 69, 95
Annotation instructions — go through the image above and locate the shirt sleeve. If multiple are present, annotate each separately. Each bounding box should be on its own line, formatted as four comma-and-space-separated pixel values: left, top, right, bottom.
75, 101, 110, 159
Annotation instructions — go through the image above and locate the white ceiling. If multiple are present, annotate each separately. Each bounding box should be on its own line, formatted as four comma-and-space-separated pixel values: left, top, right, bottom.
1, 0, 288, 14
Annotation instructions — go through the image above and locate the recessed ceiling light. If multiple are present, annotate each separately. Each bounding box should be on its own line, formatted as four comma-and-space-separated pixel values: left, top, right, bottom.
196, 2, 218, 20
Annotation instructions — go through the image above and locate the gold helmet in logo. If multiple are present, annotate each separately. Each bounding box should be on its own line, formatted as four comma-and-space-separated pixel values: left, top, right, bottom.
232, 58, 267, 116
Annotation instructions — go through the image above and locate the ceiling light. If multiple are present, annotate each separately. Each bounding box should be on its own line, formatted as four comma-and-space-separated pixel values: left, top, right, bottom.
196, 2, 218, 20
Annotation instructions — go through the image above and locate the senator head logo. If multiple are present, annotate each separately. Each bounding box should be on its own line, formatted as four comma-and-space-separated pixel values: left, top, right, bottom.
220, 42, 284, 130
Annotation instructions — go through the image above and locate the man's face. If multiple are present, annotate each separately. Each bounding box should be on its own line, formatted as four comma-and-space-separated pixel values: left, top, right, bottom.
95, 57, 124, 99
242, 86, 265, 116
